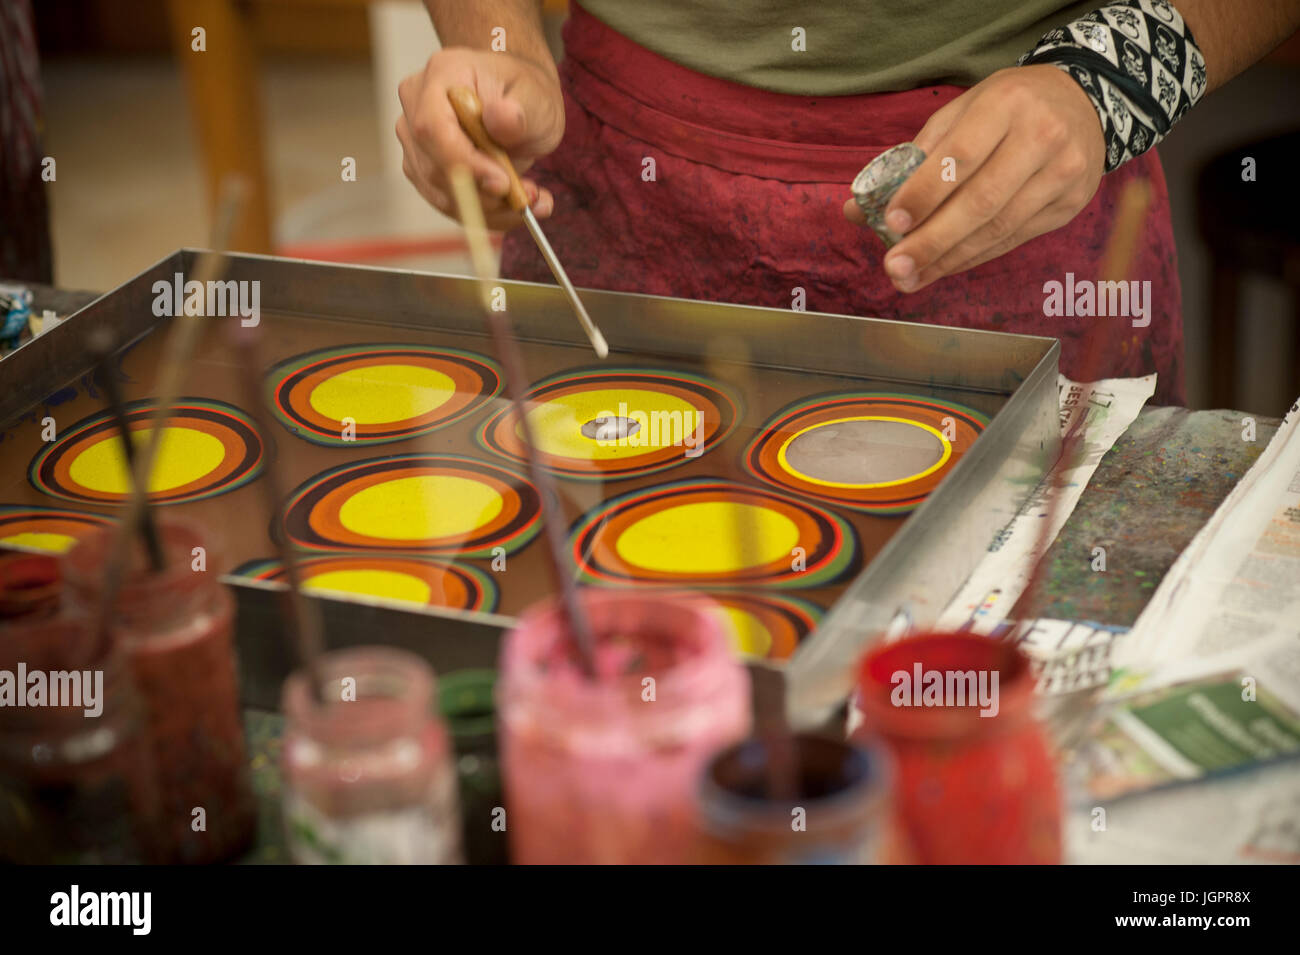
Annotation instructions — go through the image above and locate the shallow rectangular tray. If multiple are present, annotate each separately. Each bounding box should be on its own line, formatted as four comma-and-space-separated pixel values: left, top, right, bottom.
0, 250, 1060, 726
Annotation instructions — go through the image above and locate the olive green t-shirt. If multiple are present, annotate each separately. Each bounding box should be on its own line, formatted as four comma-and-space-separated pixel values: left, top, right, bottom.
578, 0, 1099, 95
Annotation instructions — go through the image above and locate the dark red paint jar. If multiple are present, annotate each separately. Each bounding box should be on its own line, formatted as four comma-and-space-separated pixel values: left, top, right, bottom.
64, 521, 255, 864
0, 552, 160, 864
853, 632, 1062, 864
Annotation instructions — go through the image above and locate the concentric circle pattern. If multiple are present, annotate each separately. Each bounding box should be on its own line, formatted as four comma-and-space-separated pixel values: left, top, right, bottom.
266, 343, 502, 446
232, 553, 498, 613
704, 591, 822, 663
0, 504, 114, 554
570, 477, 858, 589
744, 392, 988, 514
282, 453, 541, 557
478, 366, 739, 480
28, 397, 264, 506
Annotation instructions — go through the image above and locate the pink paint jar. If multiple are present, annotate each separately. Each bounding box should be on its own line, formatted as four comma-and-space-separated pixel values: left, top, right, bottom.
853, 632, 1062, 864
499, 590, 752, 864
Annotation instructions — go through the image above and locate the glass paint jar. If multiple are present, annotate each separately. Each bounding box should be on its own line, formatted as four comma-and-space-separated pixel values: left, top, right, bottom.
853, 632, 1062, 864
63, 521, 256, 864
695, 734, 893, 864
499, 590, 752, 864
0, 553, 158, 864
281, 647, 463, 864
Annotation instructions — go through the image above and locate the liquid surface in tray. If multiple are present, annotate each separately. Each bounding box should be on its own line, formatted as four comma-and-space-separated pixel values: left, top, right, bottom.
0, 310, 1011, 664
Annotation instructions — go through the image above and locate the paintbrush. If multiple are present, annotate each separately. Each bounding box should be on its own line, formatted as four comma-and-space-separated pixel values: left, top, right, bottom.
703, 339, 799, 802
87, 328, 165, 572
94, 177, 245, 639
448, 164, 598, 679
1016, 177, 1153, 619
447, 86, 609, 361
228, 323, 328, 704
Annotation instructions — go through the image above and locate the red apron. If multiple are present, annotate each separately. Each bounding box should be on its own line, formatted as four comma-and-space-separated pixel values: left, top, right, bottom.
501, 3, 1185, 406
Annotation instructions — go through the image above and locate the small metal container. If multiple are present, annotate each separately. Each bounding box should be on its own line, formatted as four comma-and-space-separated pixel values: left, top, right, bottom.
852, 143, 927, 247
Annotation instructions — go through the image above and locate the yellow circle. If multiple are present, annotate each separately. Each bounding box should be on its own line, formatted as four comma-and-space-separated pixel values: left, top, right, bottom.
0, 531, 78, 553
776, 416, 952, 489
523, 388, 702, 461
715, 605, 774, 660
309, 364, 456, 425
303, 568, 433, 605
338, 475, 503, 542
68, 427, 226, 494
614, 501, 798, 574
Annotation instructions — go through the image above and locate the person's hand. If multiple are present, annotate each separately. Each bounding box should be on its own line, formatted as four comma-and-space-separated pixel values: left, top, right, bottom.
843, 65, 1106, 292
397, 47, 564, 230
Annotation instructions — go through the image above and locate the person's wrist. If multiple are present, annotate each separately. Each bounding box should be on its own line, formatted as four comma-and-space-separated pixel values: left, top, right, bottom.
1035, 64, 1109, 178
1016, 0, 1207, 172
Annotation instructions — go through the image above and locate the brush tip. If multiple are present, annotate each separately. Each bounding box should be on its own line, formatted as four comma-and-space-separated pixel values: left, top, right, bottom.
591, 331, 609, 360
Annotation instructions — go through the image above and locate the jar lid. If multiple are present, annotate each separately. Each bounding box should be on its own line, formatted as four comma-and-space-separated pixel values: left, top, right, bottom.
855, 632, 1035, 740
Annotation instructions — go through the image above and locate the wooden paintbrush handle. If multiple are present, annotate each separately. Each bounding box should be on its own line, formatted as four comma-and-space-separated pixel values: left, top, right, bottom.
447, 86, 530, 212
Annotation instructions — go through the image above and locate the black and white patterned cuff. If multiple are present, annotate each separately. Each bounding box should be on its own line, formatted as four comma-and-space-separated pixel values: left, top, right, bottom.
1017, 0, 1207, 172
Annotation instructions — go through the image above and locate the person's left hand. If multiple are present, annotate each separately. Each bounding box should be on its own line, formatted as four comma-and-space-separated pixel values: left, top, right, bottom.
843, 64, 1107, 293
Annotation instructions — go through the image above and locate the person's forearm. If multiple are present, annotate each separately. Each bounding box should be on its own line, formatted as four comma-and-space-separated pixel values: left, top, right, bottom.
1176, 0, 1300, 91
424, 1, 556, 81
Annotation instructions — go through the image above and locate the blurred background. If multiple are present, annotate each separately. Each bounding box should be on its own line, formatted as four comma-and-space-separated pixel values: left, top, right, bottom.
20, 0, 1300, 414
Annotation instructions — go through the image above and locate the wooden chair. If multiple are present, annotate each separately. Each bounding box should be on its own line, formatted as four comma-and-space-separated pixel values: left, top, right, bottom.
165, 0, 571, 256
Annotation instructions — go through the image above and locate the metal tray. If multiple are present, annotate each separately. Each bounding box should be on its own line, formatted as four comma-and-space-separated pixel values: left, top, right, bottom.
0, 249, 1060, 727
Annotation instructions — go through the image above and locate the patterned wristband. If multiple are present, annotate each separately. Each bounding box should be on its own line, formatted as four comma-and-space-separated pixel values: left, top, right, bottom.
1017, 0, 1207, 172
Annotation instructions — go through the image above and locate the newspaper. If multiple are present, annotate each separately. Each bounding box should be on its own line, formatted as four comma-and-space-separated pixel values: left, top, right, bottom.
1068, 756, 1300, 864
1056, 397, 1300, 810
1076, 666, 1300, 801
1109, 397, 1300, 696
935, 373, 1157, 634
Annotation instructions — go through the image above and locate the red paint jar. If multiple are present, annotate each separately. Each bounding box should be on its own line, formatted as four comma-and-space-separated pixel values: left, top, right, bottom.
0, 553, 159, 863
853, 632, 1062, 864
63, 521, 255, 864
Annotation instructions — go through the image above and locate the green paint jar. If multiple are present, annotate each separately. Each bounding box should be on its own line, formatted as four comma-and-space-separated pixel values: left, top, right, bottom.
439, 669, 507, 866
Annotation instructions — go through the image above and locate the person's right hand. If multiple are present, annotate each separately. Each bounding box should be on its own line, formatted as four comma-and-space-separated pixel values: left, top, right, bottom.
397, 47, 565, 230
